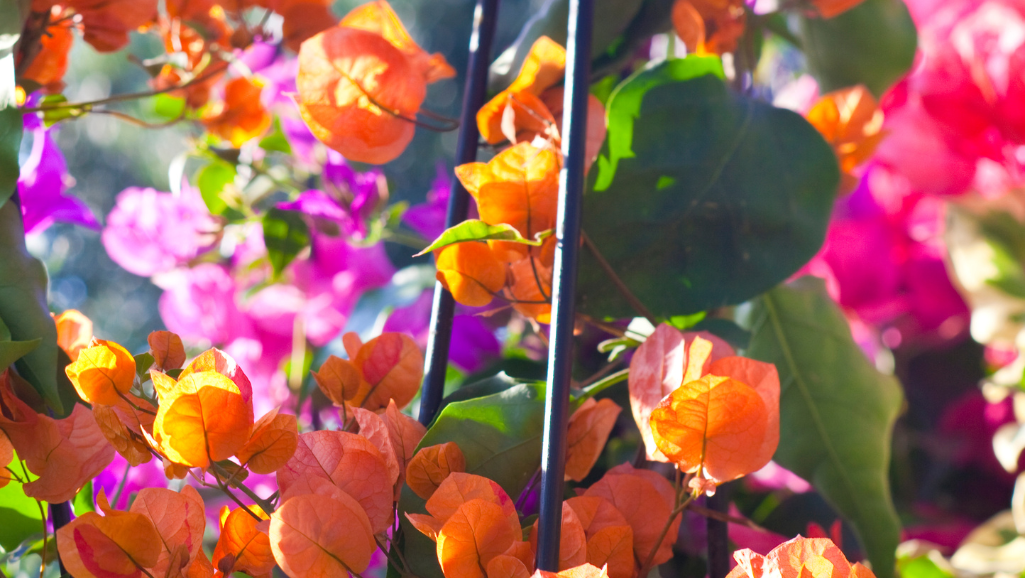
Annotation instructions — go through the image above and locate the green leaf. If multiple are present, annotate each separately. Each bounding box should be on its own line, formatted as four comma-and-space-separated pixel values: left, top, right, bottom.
397, 381, 548, 578
153, 94, 186, 120
439, 372, 528, 410
578, 58, 839, 318
800, 0, 917, 97
259, 117, 292, 154
0, 106, 22, 206
39, 95, 79, 127
736, 277, 903, 578
262, 208, 310, 277
196, 160, 244, 220
0, 201, 63, 414
488, 0, 645, 91
0, 452, 45, 551
134, 352, 155, 378
897, 551, 955, 578
0, 337, 40, 370
71, 481, 95, 515
414, 220, 547, 257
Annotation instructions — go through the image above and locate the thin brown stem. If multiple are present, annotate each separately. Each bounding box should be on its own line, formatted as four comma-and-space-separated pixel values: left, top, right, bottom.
575, 312, 627, 338
637, 493, 697, 576
579, 357, 624, 388
208, 461, 275, 515
89, 108, 187, 129
117, 391, 157, 416
581, 230, 658, 326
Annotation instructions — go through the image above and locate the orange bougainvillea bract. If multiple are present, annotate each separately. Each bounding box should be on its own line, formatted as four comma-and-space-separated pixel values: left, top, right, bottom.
434, 242, 507, 307
201, 76, 272, 147
727, 537, 877, 578
311, 354, 361, 407
148, 330, 186, 371
236, 407, 299, 474
65, 338, 137, 406
54, 309, 93, 361
56, 490, 163, 578
213, 505, 275, 578
437, 499, 518, 578
564, 397, 621, 482
128, 486, 207, 578
296, 0, 454, 164
405, 441, 467, 500
671, 0, 746, 55
806, 85, 885, 193
349, 331, 424, 411
151, 370, 254, 468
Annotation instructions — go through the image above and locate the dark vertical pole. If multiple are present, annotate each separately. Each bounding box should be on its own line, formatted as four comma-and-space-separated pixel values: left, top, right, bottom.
535, 0, 592, 570
418, 0, 499, 427
707, 486, 731, 578
51, 501, 73, 574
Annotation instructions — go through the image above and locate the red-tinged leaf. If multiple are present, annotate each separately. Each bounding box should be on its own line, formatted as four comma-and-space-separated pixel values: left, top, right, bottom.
0, 430, 13, 488
311, 355, 361, 407
528, 502, 587, 570
437, 499, 518, 578
179, 348, 253, 403
564, 496, 629, 539
65, 339, 136, 406
237, 408, 299, 475
381, 398, 426, 476
426, 472, 521, 539
93, 404, 151, 466
487, 555, 532, 578
270, 490, 376, 578
212, 505, 274, 578
276, 430, 394, 533
628, 324, 735, 461
148, 331, 186, 371
406, 442, 466, 500
350, 332, 424, 411
151, 371, 254, 469
586, 526, 634, 578
564, 398, 621, 482
56, 491, 163, 578
129, 487, 206, 578
352, 406, 401, 486
584, 471, 678, 568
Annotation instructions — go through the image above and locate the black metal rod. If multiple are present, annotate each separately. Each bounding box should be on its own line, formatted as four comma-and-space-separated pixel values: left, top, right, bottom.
707, 486, 731, 578
51, 501, 73, 574
418, 0, 500, 427
534, 0, 593, 569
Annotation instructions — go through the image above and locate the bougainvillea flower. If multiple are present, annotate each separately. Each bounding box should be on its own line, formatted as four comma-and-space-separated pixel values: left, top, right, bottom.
671, 0, 746, 55
158, 264, 243, 345
201, 76, 272, 147
404, 165, 451, 241
179, 348, 254, 403
349, 331, 424, 411
103, 186, 219, 277
437, 498, 519, 578
56, 490, 162, 578
564, 398, 621, 482
488, 555, 533, 578
351, 406, 402, 486
311, 354, 361, 407
19, 7, 73, 90
93, 404, 152, 466
0, 431, 13, 488
57, 0, 158, 52
151, 370, 254, 468
236, 407, 299, 474
148, 330, 186, 372
726, 537, 875, 578
533, 88, 608, 174
0, 373, 115, 502
54, 309, 93, 361
528, 502, 588, 570
213, 505, 275, 578
806, 85, 885, 193
584, 467, 678, 568
381, 398, 426, 470
276, 0, 336, 52
435, 242, 507, 307
66, 339, 136, 406
628, 323, 735, 461
276, 430, 394, 533
477, 36, 567, 144
128, 486, 207, 578
565, 497, 634, 578
506, 255, 554, 323
425, 473, 521, 538
270, 482, 377, 578
406, 442, 467, 500
297, 1, 454, 164
18, 128, 99, 234
533, 563, 611, 578
455, 142, 561, 260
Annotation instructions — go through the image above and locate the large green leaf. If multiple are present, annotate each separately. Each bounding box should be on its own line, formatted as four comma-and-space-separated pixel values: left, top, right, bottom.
736, 277, 903, 578
488, 0, 645, 91
0, 196, 62, 414
0, 452, 45, 552
800, 0, 917, 97
0, 106, 21, 206
0, 0, 30, 110
577, 58, 839, 319
397, 381, 547, 578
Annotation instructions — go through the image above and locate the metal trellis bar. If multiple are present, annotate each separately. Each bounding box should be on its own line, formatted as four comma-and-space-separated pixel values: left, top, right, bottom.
707, 486, 731, 578
535, 0, 593, 570
418, 0, 500, 427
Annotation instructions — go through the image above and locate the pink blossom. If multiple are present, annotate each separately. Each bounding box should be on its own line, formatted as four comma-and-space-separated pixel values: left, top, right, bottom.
404, 165, 451, 242
18, 128, 99, 234
745, 461, 813, 494
158, 263, 246, 345
102, 186, 218, 277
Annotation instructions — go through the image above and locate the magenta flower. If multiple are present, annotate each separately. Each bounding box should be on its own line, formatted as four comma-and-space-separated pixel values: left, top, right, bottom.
102, 186, 219, 277
404, 164, 451, 242
17, 128, 99, 234
158, 263, 247, 345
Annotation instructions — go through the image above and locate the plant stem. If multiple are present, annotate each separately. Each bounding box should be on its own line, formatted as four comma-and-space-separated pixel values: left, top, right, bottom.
637, 492, 697, 577
111, 461, 131, 508
576, 368, 629, 401
581, 230, 658, 326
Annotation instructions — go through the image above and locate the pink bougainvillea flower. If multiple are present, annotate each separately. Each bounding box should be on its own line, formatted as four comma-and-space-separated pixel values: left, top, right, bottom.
403, 164, 451, 242
158, 263, 247, 345
17, 128, 99, 234
103, 185, 219, 277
